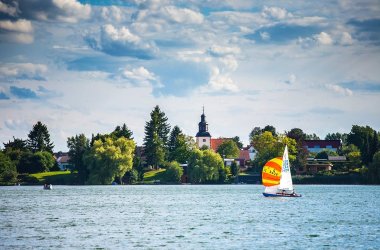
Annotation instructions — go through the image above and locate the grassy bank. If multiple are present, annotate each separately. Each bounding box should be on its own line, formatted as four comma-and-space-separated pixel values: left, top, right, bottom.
143, 169, 167, 184
19, 171, 77, 185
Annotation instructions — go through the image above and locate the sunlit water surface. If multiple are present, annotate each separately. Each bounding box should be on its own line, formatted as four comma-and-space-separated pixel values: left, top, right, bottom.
1, 185, 379, 249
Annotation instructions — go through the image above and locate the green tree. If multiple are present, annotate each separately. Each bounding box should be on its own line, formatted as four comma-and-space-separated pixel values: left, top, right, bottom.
168, 130, 196, 164
230, 161, 239, 177
85, 137, 135, 184
249, 127, 262, 142
27, 121, 54, 153
315, 150, 338, 159
17, 151, 55, 173
286, 128, 307, 171
67, 134, 90, 184
251, 132, 297, 171
143, 106, 171, 168
111, 123, 133, 139
262, 125, 277, 136
347, 151, 362, 171
216, 140, 240, 158
0, 151, 18, 184
325, 132, 347, 145
368, 151, 380, 184
232, 136, 243, 149
165, 161, 183, 183
347, 125, 377, 164
3, 137, 29, 166
305, 133, 320, 140
187, 149, 225, 183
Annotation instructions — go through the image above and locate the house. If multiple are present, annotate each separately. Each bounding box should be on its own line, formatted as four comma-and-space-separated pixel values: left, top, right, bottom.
303, 140, 342, 153
54, 152, 72, 170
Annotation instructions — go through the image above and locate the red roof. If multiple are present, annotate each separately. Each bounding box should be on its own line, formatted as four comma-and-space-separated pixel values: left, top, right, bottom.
238, 150, 250, 161
210, 138, 226, 151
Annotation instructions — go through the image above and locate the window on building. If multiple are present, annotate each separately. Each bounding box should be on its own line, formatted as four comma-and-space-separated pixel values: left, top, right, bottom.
203, 139, 206, 142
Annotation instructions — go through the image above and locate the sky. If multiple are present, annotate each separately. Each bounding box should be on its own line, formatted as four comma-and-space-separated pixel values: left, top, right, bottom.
0, 0, 380, 151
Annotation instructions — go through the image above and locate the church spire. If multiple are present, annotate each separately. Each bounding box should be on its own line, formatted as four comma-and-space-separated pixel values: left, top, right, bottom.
196, 107, 211, 137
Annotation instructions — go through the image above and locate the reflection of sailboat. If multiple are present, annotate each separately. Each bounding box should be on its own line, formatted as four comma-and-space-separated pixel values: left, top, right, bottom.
262, 145, 301, 197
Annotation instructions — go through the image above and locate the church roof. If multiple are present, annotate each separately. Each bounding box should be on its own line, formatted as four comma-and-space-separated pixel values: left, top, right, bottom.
196, 131, 211, 137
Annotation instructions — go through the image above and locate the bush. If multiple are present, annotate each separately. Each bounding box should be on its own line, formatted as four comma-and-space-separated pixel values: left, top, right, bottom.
165, 161, 183, 183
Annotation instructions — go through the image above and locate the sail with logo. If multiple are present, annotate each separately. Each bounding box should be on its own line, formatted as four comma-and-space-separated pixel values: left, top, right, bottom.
262, 145, 301, 197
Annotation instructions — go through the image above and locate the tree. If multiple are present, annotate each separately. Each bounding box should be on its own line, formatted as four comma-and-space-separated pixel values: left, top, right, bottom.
143, 106, 171, 168
0, 152, 18, 184
165, 161, 183, 183
262, 125, 277, 136
67, 134, 90, 184
168, 128, 196, 164
27, 121, 54, 153
3, 137, 28, 152
232, 136, 243, 149
315, 150, 338, 160
305, 133, 320, 140
230, 161, 239, 177
216, 140, 240, 158
249, 127, 262, 142
286, 128, 307, 171
251, 131, 297, 171
111, 123, 133, 140
347, 125, 377, 164
187, 149, 226, 184
17, 151, 55, 173
325, 132, 348, 145
368, 151, 380, 184
85, 137, 135, 184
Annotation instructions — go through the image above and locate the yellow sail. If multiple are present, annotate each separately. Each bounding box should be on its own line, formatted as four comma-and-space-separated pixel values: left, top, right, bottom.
262, 157, 282, 187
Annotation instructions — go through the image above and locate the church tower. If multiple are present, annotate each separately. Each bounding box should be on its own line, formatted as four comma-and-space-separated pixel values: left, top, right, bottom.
196, 107, 211, 148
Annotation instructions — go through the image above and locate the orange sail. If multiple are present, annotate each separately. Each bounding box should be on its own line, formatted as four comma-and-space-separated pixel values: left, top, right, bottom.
262, 157, 282, 187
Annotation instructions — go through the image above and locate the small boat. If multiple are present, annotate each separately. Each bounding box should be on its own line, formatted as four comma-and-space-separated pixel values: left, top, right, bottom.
262, 145, 301, 198
43, 184, 53, 190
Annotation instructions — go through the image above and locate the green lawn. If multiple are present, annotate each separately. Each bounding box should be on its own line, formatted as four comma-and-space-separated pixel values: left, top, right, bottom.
27, 171, 77, 185
143, 169, 167, 184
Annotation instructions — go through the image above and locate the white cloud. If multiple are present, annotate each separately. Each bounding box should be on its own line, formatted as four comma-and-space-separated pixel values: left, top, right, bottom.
162, 6, 204, 24
0, 1, 19, 17
0, 19, 33, 33
260, 31, 270, 40
121, 66, 157, 86
262, 6, 292, 20
208, 45, 241, 57
86, 24, 158, 59
0, 63, 48, 80
340, 31, 353, 45
100, 6, 124, 22
326, 84, 353, 96
203, 66, 239, 93
0, 19, 33, 44
314, 32, 333, 45
52, 0, 91, 23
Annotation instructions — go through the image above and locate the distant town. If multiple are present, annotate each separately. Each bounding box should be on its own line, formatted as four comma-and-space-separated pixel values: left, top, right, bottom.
1, 106, 379, 185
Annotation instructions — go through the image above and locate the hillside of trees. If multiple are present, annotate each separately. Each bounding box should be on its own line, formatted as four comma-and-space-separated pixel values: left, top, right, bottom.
1, 105, 379, 185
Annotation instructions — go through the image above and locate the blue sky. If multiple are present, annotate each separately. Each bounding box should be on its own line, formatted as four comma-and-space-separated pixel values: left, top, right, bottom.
0, 0, 379, 151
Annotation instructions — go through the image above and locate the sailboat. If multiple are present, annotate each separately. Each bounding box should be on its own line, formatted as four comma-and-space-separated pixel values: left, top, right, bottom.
262, 145, 301, 197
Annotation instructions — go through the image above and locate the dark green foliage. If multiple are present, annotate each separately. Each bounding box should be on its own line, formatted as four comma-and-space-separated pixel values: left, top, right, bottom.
230, 161, 239, 177
262, 125, 277, 136
111, 123, 133, 139
27, 121, 54, 153
325, 132, 348, 145
315, 150, 338, 159
305, 133, 320, 140
249, 127, 262, 142
17, 151, 55, 173
0, 151, 18, 184
123, 169, 139, 184
168, 126, 194, 164
67, 134, 90, 184
286, 128, 306, 142
132, 155, 144, 181
367, 151, 380, 184
143, 105, 171, 168
286, 128, 307, 171
216, 140, 240, 158
347, 125, 377, 164
3, 137, 28, 152
232, 136, 243, 149
164, 161, 183, 183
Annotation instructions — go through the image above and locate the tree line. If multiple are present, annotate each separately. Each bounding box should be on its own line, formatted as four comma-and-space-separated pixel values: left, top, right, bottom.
1, 105, 380, 185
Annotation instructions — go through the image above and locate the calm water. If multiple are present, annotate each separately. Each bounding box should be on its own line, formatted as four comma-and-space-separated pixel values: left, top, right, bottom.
1, 185, 379, 249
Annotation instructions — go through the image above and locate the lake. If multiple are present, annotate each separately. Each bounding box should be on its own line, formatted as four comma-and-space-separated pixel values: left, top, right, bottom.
1, 185, 379, 249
